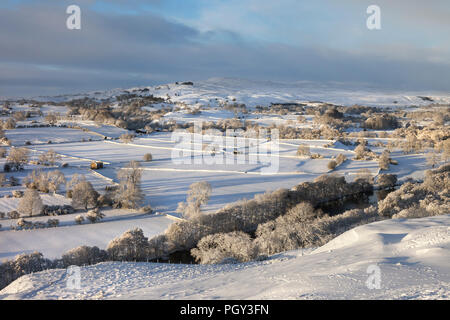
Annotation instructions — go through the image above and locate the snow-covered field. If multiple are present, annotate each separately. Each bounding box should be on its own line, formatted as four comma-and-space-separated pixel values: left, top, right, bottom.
1, 215, 448, 300
0, 211, 173, 261
1, 78, 449, 300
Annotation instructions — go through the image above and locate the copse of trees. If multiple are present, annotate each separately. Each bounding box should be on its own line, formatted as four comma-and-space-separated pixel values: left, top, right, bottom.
0, 252, 54, 291
191, 231, 258, 264
162, 174, 373, 255
38, 149, 61, 166
23, 169, 66, 193
62, 246, 108, 267
378, 163, 449, 218
106, 228, 150, 261
5, 147, 29, 171
364, 114, 399, 130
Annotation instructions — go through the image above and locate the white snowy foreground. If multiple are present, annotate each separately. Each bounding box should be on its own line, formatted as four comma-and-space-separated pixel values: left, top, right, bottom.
1, 215, 449, 300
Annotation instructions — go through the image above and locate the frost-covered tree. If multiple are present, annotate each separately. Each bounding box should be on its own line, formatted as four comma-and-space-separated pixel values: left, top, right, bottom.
86, 208, 105, 223
17, 188, 43, 217
177, 181, 212, 219
376, 174, 397, 189
115, 161, 144, 209
107, 228, 149, 261
191, 231, 258, 264
62, 245, 108, 267
6, 147, 30, 171
378, 149, 391, 170
38, 149, 61, 166
48, 170, 66, 193
72, 180, 99, 210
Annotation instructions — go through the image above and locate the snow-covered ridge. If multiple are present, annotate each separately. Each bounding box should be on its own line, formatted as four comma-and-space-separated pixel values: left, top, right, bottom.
27, 78, 450, 108
1, 215, 449, 300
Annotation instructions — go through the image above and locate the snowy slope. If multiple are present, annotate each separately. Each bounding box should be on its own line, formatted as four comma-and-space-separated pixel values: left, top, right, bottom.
30, 78, 450, 108
1, 215, 449, 300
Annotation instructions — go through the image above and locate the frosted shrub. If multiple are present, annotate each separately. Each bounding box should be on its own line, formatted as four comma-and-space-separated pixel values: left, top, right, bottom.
74, 215, 85, 224
86, 208, 105, 223
143, 153, 153, 162
107, 228, 150, 261
119, 133, 135, 143
296, 144, 310, 157
327, 160, 337, 170
191, 231, 258, 264
46, 218, 60, 228
62, 245, 108, 267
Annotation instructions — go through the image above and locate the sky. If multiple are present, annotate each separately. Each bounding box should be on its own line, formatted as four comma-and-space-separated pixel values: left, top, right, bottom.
0, 0, 449, 97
